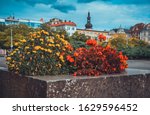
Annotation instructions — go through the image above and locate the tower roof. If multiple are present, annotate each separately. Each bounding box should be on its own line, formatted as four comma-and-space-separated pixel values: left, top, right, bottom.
85, 12, 93, 29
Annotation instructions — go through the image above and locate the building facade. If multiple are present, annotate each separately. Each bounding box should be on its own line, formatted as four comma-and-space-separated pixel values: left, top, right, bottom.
77, 29, 109, 40
109, 26, 131, 38
130, 23, 145, 39
49, 18, 77, 36
140, 23, 150, 43
0, 16, 43, 28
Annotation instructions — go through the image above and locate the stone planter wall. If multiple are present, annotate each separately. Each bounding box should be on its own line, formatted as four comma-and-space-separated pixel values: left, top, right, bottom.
0, 68, 150, 98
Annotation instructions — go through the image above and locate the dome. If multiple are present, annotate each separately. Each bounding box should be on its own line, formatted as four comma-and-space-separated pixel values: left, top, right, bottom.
85, 22, 92, 29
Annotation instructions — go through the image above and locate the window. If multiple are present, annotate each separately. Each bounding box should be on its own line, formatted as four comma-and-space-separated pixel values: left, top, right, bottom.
67, 27, 70, 30
72, 27, 74, 30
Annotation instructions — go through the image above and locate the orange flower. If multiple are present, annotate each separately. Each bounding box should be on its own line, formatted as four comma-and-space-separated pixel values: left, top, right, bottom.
66, 44, 73, 51
74, 52, 79, 57
98, 34, 106, 41
66, 55, 74, 63
86, 39, 97, 46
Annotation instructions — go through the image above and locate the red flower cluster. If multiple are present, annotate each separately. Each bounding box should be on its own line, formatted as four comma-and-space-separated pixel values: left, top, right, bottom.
86, 39, 97, 46
66, 34, 128, 76
98, 34, 106, 41
71, 46, 128, 76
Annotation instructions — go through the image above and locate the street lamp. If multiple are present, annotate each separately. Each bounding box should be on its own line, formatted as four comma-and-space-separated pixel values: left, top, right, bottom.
10, 28, 13, 51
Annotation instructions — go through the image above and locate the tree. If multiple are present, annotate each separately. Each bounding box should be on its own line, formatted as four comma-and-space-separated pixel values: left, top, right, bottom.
108, 34, 127, 50
69, 32, 89, 49
0, 25, 8, 32
0, 24, 34, 49
40, 22, 51, 32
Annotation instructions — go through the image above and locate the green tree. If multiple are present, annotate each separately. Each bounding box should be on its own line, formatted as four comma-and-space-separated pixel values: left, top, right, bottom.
69, 32, 89, 49
0, 24, 8, 32
0, 24, 34, 49
108, 35, 127, 50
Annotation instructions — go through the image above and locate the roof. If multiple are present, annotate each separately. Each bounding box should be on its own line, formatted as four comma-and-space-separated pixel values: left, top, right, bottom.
77, 28, 108, 33
50, 22, 76, 27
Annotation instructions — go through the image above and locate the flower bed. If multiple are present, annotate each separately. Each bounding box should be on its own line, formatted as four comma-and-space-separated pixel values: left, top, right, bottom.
6, 31, 128, 76
67, 34, 128, 76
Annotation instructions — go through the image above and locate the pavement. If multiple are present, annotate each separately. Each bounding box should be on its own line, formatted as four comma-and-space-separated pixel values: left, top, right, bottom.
0, 57, 150, 70
0, 57, 7, 68
127, 60, 150, 70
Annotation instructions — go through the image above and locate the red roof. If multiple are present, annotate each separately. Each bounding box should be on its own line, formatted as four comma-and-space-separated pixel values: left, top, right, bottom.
50, 22, 76, 27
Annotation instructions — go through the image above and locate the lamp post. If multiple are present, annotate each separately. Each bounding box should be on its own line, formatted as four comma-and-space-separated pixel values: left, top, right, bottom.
10, 28, 13, 51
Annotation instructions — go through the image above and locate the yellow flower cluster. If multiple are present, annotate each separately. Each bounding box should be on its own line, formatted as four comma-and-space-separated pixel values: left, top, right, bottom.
6, 30, 73, 75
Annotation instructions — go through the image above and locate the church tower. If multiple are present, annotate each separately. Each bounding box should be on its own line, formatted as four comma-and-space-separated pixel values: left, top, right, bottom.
85, 12, 93, 30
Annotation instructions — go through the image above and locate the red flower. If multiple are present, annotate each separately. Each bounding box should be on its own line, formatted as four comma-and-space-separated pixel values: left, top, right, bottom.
66, 55, 74, 63
98, 34, 106, 41
66, 44, 73, 51
74, 52, 79, 57
86, 39, 97, 46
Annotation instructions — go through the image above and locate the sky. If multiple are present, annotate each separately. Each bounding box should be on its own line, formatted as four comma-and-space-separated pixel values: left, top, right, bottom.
0, 0, 150, 30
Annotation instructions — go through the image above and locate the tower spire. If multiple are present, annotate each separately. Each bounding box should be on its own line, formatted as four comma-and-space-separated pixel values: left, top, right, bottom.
85, 11, 93, 30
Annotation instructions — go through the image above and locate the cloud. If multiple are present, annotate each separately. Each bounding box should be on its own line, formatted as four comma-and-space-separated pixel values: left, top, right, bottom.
110, 0, 150, 5
15, 0, 76, 13
77, 0, 109, 3
15, 0, 57, 6
77, 0, 150, 5
51, 4, 76, 13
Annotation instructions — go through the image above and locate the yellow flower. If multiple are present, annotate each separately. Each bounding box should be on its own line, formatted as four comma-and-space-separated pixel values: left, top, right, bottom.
56, 52, 60, 56
56, 44, 60, 47
12, 51, 16, 54
48, 44, 52, 47
40, 39, 44, 42
14, 42, 19, 46
44, 49, 48, 52
47, 49, 52, 53
59, 55, 64, 62
6, 57, 11, 61
22, 39, 26, 43
47, 39, 54, 43
34, 46, 41, 50
25, 46, 29, 49
56, 34, 60, 38
32, 33, 36, 38
62, 48, 66, 51
48, 44, 55, 47
56, 64, 62, 68
40, 47, 44, 50
33, 51, 36, 53
44, 31, 49, 35
59, 55, 63, 60
61, 35, 65, 38
15, 49, 19, 51
10, 64, 15, 67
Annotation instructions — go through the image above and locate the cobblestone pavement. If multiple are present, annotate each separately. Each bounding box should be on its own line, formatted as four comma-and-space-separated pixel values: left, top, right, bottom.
0, 57, 150, 70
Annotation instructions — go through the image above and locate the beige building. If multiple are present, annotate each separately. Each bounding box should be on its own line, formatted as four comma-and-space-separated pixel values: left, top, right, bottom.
77, 29, 109, 40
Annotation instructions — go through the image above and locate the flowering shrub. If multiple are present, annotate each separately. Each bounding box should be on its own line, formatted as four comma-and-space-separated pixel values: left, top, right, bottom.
6, 30, 73, 75
67, 37, 128, 76
98, 34, 106, 41
86, 39, 97, 46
